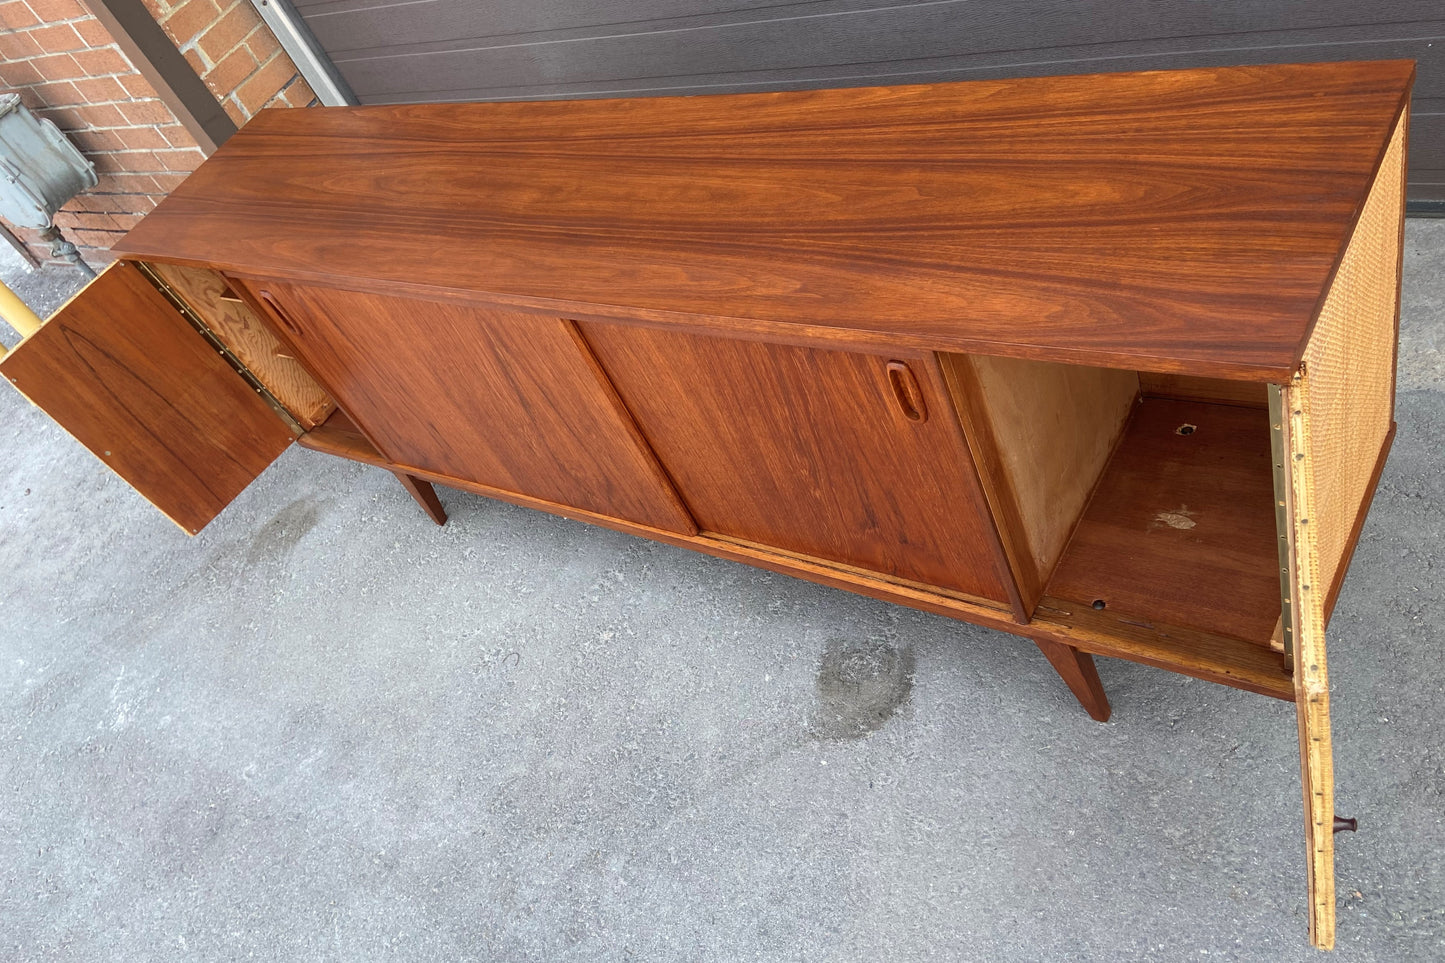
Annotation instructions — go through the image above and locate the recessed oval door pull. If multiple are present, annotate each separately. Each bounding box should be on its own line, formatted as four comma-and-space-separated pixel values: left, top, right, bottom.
259, 291, 303, 337
886, 360, 927, 423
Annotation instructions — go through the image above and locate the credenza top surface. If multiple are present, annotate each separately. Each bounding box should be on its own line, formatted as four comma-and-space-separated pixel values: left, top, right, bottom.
114, 60, 1413, 380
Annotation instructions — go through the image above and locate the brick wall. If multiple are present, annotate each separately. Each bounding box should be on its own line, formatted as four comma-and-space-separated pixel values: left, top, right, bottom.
142, 1, 316, 123
0, 0, 206, 262
0, 0, 310, 268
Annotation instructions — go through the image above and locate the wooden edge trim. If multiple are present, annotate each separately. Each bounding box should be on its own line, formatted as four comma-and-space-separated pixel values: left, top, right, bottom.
935, 352, 1042, 616
1282, 378, 1338, 950
924, 352, 1031, 622
293, 429, 1295, 701
1032, 597, 1295, 701
563, 319, 700, 537
131, 262, 1302, 383
1322, 421, 1397, 623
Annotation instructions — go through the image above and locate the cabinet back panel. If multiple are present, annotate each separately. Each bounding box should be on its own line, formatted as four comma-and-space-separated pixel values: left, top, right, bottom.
580, 322, 1016, 605
237, 281, 697, 535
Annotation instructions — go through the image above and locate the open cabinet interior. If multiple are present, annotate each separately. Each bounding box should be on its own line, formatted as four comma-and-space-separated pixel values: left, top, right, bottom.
948, 353, 1292, 698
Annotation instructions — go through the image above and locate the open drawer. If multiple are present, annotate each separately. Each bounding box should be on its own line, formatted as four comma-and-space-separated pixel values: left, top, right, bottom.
0, 260, 332, 534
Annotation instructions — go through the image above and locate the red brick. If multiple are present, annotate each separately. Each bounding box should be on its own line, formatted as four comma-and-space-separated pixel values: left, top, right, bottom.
182, 46, 208, 75
73, 76, 128, 103
34, 106, 83, 128
0, 29, 44, 59
74, 17, 115, 47
31, 81, 83, 106
203, 44, 257, 96
162, 0, 222, 45
235, 52, 294, 113
96, 172, 161, 193
54, 211, 118, 231
69, 191, 116, 212
72, 228, 125, 248
119, 73, 158, 99
72, 46, 132, 77
63, 193, 112, 214
155, 147, 204, 172
94, 193, 157, 214
220, 97, 245, 125
40, 102, 127, 128
281, 76, 316, 108
31, 53, 83, 82
0, 60, 46, 87
26, 23, 86, 53
159, 123, 196, 147
242, 23, 279, 63
140, 0, 168, 18
117, 99, 174, 125
150, 171, 190, 192
90, 151, 160, 174
81, 249, 119, 267
0, 1, 40, 29
109, 212, 144, 231
65, 128, 127, 152
197, 1, 259, 62
28, 0, 87, 19
117, 126, 171, 150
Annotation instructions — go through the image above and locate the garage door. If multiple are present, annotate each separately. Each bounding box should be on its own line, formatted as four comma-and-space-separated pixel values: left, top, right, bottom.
283, 0, 1445, 202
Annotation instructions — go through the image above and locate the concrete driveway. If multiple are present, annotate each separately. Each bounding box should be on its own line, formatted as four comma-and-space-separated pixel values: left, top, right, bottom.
1, 223, 1442, 962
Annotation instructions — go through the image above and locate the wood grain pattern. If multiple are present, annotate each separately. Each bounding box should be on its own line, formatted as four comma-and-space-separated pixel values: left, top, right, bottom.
0, 262, 294, 534
579, 322, 1018, 607
1280, 377, 1337, 950
146, 262, 334, 428
296, 407, 389, 467
115, 61, 1413, 380
292, 1, 1445, 201
287, 431, 1293, 700
1029, 597, 1293, 701
1138, 373, 1268, 408
1047, 398, 1280, 644
942, 352, 1139, 611
237, 280, 698, 535
1032, 637, 1111, 722
392, 471, 448, 525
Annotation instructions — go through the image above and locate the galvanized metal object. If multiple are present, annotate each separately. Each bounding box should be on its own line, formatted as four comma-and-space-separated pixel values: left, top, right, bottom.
0, 95, 98, 278
0, 95, 97, 230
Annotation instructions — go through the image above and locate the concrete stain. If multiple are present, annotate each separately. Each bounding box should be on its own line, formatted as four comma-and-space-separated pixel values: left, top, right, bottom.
243, 498, 321, 566
811, 636, 914, 740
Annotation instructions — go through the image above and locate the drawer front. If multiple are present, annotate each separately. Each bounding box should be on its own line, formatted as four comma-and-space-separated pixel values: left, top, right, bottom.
579, 322, 1017, 607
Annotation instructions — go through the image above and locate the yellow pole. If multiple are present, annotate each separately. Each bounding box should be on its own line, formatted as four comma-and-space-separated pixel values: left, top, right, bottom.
0, 279, 44, 361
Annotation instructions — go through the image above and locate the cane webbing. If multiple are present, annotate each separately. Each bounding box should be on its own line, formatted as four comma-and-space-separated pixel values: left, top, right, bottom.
1297, 112, 1404, 600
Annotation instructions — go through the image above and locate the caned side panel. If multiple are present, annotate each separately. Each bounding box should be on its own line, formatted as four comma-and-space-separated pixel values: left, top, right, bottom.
1300, 111, 1405, 600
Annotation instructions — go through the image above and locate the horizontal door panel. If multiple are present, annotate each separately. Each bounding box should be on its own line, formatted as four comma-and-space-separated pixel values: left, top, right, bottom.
238, 280, 696, 535
580, 322, 1015, 605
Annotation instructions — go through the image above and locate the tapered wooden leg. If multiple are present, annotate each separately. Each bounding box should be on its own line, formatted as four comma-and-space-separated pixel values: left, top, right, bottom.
1033, 638, 1111, 722
390, 470, 447, 525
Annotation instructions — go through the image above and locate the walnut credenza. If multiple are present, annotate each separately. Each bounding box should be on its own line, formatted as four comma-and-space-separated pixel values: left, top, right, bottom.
0, 61, 1413, 949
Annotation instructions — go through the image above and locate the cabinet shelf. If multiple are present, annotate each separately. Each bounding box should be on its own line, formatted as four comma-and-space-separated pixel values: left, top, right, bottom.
1047, 397, 1282, 649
